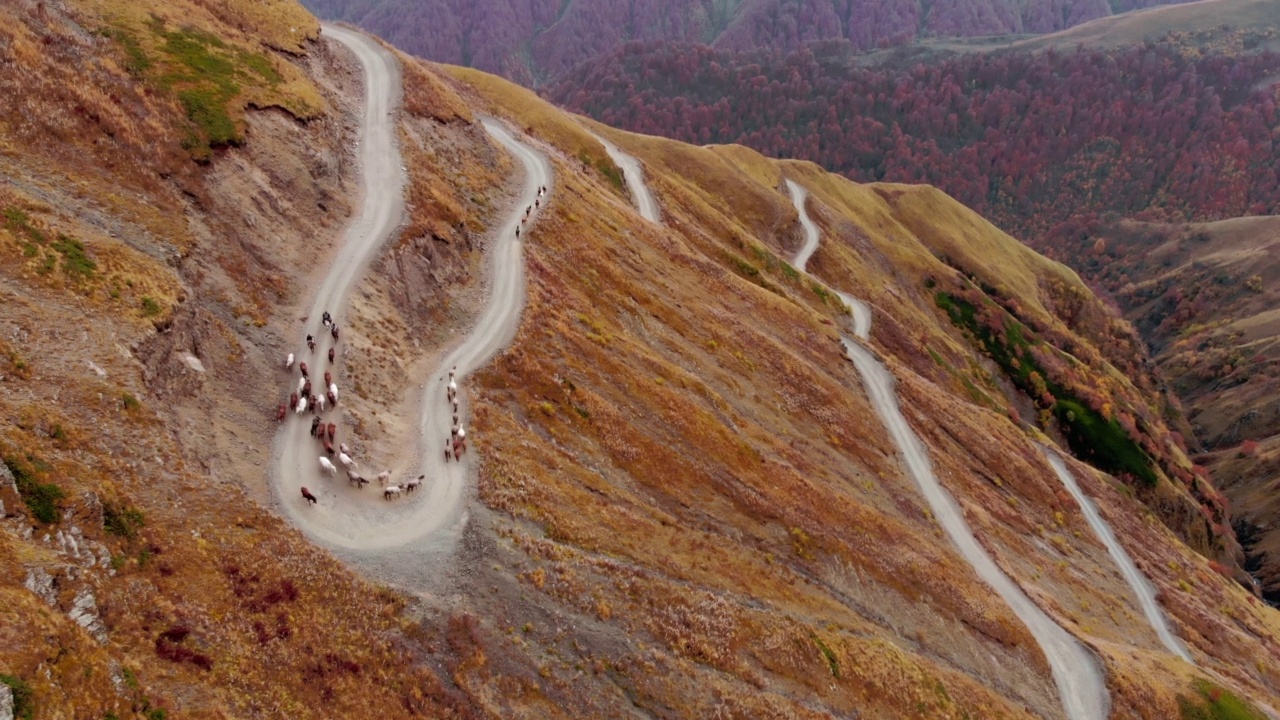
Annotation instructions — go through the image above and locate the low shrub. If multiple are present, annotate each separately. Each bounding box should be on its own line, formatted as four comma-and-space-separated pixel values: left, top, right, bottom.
3, 454, 64, 524
0, 674, 34, 720
103, 502, 145, 539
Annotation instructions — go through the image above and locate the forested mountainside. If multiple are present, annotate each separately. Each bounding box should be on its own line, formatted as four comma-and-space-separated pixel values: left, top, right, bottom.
1039, 217, 1280, 602
547, 34, 1280, 243
299, 0, 1196, 84
5, 0, 1280, 716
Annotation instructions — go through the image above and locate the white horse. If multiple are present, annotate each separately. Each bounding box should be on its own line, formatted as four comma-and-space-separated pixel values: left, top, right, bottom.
316, 394, 326, 412
329, 382, 339, 401
339, 442, 351, 455
383, 485, 402, 501
405, 475, 423, 493
297, 376, 306, 393
318, 456, 337, 475
338, 452, 356, 469
285, 352, 295, 369
295, 396, 308, 414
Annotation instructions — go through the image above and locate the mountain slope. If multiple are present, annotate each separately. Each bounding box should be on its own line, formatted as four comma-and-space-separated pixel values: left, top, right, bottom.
299, 0, 1199, 84
1039, 216, 1280, 602
4, 0, 1280, 717
547, 37, 1280, 244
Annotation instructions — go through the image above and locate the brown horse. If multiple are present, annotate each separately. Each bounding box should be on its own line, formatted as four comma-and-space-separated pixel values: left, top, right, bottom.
290, 392, 299, 411
323, 371, 332, 387
276, 403, 287, 422
299, 361, 308, 378
328, 347, 335, 363
326, 423, 337, 442
300, 487, 318, 505
321, 436, 334, 455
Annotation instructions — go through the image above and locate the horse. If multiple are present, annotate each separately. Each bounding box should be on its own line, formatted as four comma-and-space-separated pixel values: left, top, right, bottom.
297, 377, 306, 394
307, 337, 316, 351
299, 361, 308, 378
322, 311, 332, 327
316, 394, 326, 413
327, 389, 337, 407
383, 486, 402, 501
290, 392, 299, 411
405, 475, 423, 493
339, 442, 351, 456
443, 441, 451, 462
309, 395, 319, 412
322, 437, 334, 455
300, 486, 318, 505
310, 416, 321, 437
331, 324, 339, 340
318, 456, 337, 475
324, 371, 332, 387
376, 471, 390, 486
338, 452, 356, 469
347, 471, 369, 489
302, 380, 312, 397
295, 396, 308, 414
328, 347, 335, 363
285, 353, 295, 369
276, 403, 287, 422
326, 423, 336, 442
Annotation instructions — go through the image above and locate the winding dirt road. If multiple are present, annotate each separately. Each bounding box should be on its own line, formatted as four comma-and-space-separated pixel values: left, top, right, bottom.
271, 26, 552, 553
592, 131, 660, 224
785, 181, 871, 338
788, 182, 1110, 720
1040, 446, 1193, 662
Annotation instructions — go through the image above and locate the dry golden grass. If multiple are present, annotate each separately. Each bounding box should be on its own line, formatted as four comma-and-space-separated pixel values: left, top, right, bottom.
396, 54, 474, 124
440, 66, 625, 195
444, 69, 1280, 715
4, 2, 1279, 716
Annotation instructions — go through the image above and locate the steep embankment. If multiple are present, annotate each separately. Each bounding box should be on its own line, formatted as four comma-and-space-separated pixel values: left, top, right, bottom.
0, 2, 474, 717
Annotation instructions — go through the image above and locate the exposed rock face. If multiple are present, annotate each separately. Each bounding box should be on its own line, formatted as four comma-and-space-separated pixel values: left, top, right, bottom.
68, 587, 108, 644
0, 683, 13, 720
23, 567, 56, 607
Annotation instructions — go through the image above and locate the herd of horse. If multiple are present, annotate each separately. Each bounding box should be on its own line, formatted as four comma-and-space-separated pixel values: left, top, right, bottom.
284, 182, 553, 511
277, 314, 427, 505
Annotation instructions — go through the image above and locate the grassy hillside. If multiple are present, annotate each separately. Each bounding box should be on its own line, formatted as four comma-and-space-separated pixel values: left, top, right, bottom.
428, 68, 1280, 715
5, 0, 1280, 716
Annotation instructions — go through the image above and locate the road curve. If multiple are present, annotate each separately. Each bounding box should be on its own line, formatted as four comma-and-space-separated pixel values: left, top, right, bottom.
787, 180, 871, 339
271, 24, 552, 551
591, 131, 661, 224
786, 181, 1109, 720
1040, 446, 1193, 662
